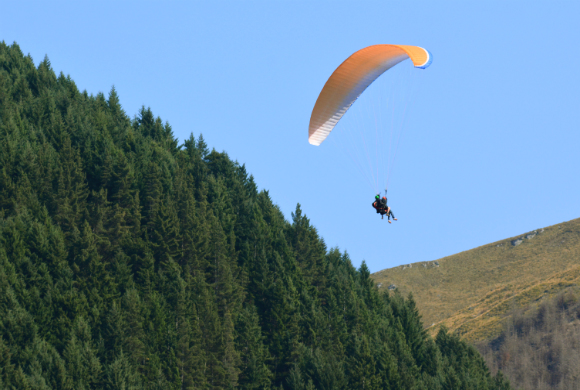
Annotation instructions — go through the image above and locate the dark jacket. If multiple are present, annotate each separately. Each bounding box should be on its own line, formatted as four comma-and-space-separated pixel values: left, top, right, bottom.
380, 198, 387, 208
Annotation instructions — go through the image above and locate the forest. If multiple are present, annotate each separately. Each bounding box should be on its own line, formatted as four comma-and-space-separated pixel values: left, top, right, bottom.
0, 42, 511, 389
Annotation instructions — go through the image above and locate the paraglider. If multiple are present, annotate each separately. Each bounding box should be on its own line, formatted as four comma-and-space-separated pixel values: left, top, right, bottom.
308, 44, 432, 221
372, 193, 397, 223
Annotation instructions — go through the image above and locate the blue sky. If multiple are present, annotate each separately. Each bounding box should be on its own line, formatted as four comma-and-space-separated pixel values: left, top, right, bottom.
3, 1, 579, 272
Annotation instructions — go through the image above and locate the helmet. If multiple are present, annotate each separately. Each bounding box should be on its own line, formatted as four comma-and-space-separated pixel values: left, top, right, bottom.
375, 195, 380, 199
382, 197, 386, 200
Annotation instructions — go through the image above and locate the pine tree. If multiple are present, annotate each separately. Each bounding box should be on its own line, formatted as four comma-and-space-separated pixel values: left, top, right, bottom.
121, 289, 146, 371
63, 316, 103, 388
236, 305, 272, 389
104, 350, 142, 390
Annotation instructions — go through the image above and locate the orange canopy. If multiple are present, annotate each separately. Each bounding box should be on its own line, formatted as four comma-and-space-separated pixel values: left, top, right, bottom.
309, 45, 432, 146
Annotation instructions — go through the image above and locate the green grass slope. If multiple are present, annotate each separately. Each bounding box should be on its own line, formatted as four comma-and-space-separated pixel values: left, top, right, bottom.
371, 218, 580, 341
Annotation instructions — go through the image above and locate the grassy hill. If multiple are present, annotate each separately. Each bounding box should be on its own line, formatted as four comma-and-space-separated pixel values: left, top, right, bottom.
371, 218, 580, 342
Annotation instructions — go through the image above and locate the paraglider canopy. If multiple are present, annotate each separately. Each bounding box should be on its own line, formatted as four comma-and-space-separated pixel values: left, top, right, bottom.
309, 44, 432, 146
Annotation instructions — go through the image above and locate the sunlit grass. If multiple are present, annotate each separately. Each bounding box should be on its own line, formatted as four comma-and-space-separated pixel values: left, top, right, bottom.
371, 218, 580, 342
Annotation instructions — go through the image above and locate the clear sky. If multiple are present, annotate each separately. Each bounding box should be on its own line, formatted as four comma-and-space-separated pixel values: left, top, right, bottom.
3, 1, 579, 273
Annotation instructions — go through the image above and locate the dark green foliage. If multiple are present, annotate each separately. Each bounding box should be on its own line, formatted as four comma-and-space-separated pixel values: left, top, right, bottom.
0, 42, 510, 389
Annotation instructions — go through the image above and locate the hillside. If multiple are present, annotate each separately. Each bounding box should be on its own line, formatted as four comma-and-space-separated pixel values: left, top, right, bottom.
0, 42, 512, 389
477, 287, 580, 390
372, 218, 580, 342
